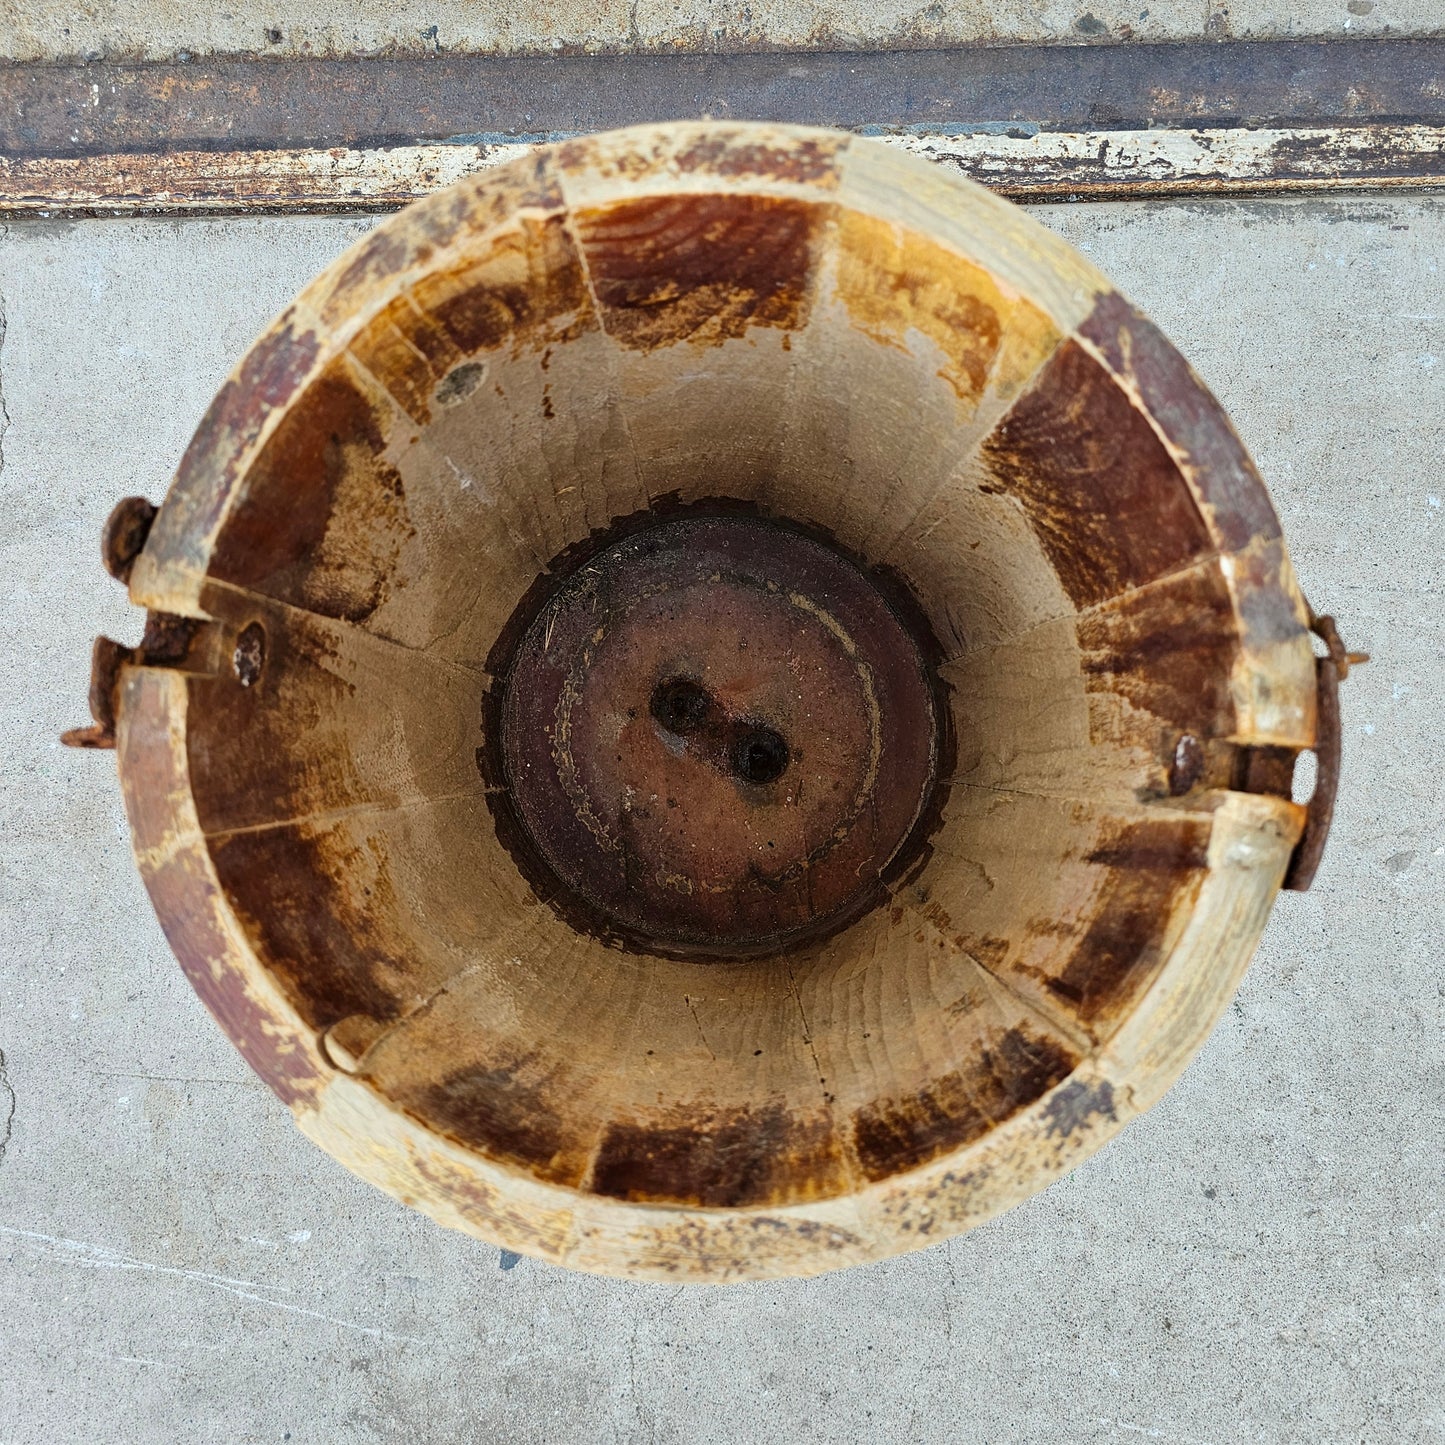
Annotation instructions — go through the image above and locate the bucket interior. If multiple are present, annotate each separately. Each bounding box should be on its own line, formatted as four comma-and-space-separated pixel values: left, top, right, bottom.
154, 137, 1313, 1209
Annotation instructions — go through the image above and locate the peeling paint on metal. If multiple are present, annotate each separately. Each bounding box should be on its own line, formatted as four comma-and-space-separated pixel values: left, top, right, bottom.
3, 126, 1440, 219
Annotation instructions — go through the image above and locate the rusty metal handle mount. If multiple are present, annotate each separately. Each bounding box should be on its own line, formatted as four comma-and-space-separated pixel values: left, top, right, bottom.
60, 496, 158, 750
1283, 613, 1367, 892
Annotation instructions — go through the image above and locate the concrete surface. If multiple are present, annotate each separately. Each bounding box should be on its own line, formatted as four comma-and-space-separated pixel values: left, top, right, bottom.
0, 0, 1440, 64
0, 193, 1441, 1442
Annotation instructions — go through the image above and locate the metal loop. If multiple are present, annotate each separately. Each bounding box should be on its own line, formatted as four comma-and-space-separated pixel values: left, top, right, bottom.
1284, 610, 1366, 891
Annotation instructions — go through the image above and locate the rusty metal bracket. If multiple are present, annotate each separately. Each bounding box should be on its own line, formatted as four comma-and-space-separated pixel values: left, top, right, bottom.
60, 635, 136, 750
1283, 613, 1369, 892
62, 495, 212, 749
61, 610, 209, 749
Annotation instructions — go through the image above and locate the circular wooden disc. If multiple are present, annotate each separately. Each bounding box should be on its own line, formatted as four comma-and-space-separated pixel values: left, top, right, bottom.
495, 514, 940, 955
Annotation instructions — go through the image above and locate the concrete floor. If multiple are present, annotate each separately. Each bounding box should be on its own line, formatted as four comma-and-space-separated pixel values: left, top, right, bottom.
1, 0, 1440, 64
1, 193, 1441, 1442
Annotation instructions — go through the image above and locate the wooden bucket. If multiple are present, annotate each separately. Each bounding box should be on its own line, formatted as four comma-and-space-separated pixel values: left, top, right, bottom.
69, 123, 1336, 1280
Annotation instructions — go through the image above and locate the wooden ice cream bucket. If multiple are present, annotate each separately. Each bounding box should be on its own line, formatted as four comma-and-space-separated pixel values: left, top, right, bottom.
68, 123, 1347, 1281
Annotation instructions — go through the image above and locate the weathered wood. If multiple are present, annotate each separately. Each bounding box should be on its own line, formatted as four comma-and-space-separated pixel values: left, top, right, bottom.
98, 123, 1317, 1280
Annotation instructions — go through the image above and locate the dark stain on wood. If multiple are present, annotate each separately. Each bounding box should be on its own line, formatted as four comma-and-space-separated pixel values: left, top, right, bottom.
164, 310, 320, 561
320, 159, 562, 319
1233, 743, 1297, 798
1076, 562, 1239, 734
1085, 819, 1211, 872
833, 209, 1013, 407
572, 193, 818, 350
116, 670, 324, 1108
395, 1054, 583, 1185
347, 293, 465, 426
405, 1147, 573, 1258
145, 844, 324, 1107
592, 1102, 850, 1206
1231, 537, 1311, 650
851, 1025, 1078, 1180
207, 821, 414, 1032
980, 338, 1212, 609
673, 131, 846, 185
1044, 818, 1210, 1024
1040, 1077, 1118, 1139
209, 361, 413, 623
111, 678, 186, 849
1079, 290, 1281, 551
953, 933, 1011, 971
410, 213, 593, 356
325, 227, 419, 316
603, 1211, 863, 1279
183, 605, 366, 834
318, 161, 564, 326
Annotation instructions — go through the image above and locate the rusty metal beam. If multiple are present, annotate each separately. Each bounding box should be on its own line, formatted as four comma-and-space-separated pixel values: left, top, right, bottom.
3, 39, 1444, 214
6, 40, 1445, 154
4, 126, 1443, 217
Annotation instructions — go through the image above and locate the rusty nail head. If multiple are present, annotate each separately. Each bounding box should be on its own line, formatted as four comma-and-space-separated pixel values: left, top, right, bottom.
233, 622, 266, 687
